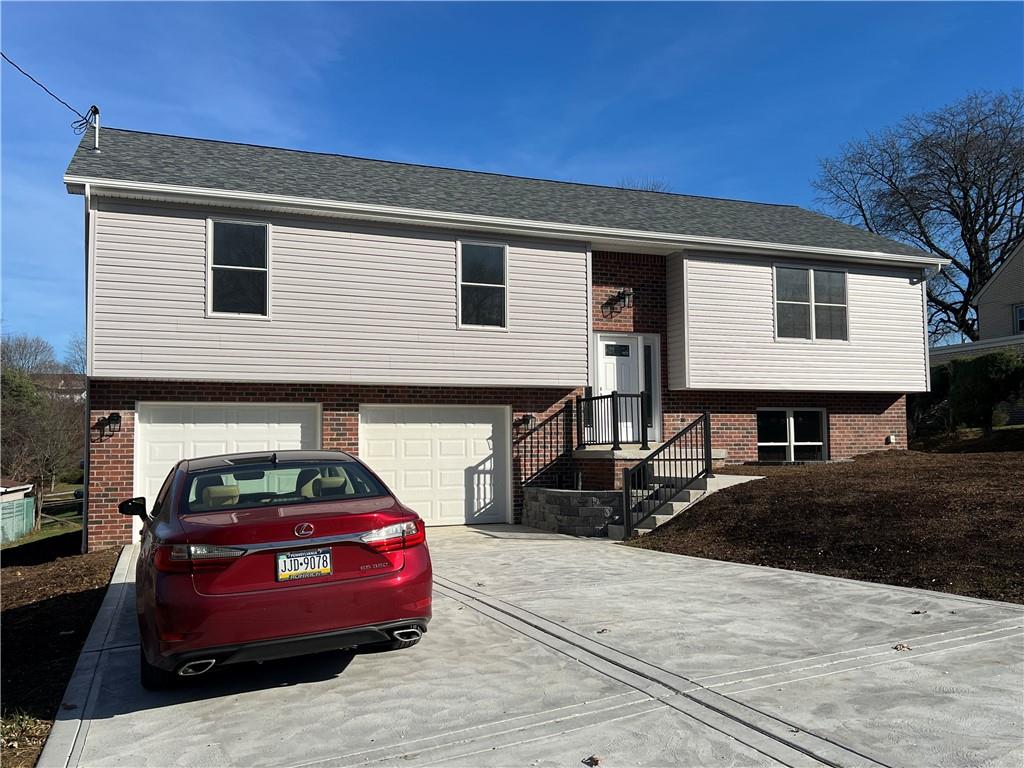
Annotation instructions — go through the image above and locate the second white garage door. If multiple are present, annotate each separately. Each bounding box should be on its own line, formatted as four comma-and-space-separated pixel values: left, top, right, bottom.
358, 405, 509, 526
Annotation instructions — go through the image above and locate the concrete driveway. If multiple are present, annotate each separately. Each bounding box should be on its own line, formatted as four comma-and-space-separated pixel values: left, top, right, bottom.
42, 526, 1023, 767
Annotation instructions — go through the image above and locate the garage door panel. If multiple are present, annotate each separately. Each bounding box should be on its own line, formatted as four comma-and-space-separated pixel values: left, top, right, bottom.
438, 439, 468, 458
364, 439, 397, 459
359, 406, 507, 526
402, 439, 432, 459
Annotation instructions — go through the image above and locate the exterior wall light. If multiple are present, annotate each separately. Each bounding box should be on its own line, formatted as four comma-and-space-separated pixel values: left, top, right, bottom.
602, 288, 635, 317
515, 413, 537, 430
91, 412, 122, 441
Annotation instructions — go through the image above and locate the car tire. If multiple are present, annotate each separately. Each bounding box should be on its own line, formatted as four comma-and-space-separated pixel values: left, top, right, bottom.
139, 650, 178, 690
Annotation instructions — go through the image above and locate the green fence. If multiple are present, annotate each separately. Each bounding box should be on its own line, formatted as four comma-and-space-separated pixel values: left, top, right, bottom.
1, 497, 35, 544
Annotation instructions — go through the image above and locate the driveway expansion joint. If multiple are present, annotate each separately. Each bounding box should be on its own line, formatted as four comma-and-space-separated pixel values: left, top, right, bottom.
435, 575, 893, 768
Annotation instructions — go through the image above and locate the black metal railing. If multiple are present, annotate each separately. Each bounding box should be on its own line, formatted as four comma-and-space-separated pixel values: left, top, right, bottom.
575, 391, 650, 450
513, 401, 578, 490
621, 410, 713, 538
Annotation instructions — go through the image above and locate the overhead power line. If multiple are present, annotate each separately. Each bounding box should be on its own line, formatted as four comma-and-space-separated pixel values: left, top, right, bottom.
1, 50, 97, 134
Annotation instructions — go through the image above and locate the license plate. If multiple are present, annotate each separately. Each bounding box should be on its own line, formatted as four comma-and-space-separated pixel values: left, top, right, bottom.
276, 548, 332, 582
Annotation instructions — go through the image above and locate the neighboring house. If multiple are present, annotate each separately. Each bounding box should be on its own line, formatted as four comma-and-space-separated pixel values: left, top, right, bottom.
930, 242, 1024, 365
65, 128, 945, 550
33, 373, 87, 402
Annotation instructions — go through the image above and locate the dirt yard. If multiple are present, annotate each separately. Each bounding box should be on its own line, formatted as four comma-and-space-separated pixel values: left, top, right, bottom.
632, 449, 1024, 604
1, 532, 119, 768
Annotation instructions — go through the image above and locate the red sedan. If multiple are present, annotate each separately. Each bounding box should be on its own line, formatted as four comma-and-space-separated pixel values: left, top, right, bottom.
120, 450, 432, 689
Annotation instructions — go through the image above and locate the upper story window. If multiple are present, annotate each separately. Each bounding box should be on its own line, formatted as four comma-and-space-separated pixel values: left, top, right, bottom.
209, 221, 269, 317
1015, 304, 1024, 335
775, 266, 848, 341
459, 241, 506, 328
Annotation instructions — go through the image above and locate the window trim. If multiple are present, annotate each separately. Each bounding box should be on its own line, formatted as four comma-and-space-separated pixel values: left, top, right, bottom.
206, 218, 272, 320
457, 239, 509, 331
756, 407, 829, 462
772, 264, 849, 343
1014, 304, 1024, 335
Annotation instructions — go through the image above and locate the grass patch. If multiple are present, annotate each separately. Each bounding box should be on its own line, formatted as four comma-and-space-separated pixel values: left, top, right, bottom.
1, 510, 82, 552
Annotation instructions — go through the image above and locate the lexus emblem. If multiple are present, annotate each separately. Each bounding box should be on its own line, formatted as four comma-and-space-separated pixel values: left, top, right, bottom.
294, 522, 315, 538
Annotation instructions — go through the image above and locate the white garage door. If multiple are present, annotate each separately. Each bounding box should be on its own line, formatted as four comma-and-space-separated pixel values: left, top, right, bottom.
135, 403, 320, 521
359, 405, 509, 526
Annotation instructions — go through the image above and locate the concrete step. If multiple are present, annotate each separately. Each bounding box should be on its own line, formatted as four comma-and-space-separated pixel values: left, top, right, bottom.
635, 513, 676, 530
607, 523, 650, 541
612, 473, 763, 541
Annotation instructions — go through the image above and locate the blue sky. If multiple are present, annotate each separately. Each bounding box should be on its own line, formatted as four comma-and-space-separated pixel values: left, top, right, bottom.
2, 1, 1022, 354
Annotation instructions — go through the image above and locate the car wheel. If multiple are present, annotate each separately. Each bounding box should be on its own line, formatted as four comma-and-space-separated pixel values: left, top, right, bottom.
139, 650, 178, 690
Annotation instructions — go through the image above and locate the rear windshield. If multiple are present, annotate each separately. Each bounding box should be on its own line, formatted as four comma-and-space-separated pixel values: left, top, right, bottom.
183, 461, 388, 514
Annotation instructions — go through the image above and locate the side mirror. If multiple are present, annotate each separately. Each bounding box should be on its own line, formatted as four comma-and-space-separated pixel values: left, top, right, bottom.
118, 497, 148, 517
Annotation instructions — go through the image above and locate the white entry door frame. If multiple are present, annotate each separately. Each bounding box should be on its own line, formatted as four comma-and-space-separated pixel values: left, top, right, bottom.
594, 332, 662, 443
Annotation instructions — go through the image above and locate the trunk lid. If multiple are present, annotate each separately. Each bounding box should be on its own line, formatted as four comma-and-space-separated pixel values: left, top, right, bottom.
179, 495, 416, 596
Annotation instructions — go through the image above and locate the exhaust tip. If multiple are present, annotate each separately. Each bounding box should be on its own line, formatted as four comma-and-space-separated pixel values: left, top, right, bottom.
392, 627, 422, 642
178, 659, 216, 677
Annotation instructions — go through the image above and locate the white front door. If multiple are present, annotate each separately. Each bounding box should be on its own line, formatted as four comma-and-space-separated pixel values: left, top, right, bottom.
358, 405, 509, 526
134, 403, 320, 536
596, 334, 660, 443
599, 336, 642, 442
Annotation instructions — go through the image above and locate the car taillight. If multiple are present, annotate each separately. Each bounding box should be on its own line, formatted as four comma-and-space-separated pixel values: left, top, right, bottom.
360, 519, 425, 553
153, 543, 245, 573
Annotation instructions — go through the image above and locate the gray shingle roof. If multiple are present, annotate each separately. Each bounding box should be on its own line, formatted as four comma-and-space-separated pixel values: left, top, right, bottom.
66, 127, 928, 258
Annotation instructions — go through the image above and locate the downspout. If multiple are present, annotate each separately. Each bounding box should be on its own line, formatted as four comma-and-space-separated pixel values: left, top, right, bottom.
81, 183, 91, 553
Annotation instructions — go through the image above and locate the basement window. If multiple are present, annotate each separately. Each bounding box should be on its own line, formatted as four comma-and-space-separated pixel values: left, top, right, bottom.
459, 241, 507, 328
756, 409, 827, 462
209, 221, 269, 317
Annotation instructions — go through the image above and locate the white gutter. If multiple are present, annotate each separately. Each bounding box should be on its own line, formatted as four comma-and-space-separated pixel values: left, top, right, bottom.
63, 175, 950, 268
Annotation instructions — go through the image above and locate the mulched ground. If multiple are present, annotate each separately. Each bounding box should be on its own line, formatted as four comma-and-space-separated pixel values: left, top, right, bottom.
631, 449, 1024, 604
1, 532, 119, 768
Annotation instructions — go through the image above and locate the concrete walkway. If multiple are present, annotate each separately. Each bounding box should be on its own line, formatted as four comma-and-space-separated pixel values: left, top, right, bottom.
41, 526, 1024, 767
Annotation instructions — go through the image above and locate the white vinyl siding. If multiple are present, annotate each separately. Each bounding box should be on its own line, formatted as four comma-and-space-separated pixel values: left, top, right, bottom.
667, 252, 928, 392
90, 200, 589, 385
666, 256, 687, 390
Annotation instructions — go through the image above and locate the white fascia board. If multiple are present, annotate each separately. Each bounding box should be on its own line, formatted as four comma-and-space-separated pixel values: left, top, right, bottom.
64, 175, 951, 269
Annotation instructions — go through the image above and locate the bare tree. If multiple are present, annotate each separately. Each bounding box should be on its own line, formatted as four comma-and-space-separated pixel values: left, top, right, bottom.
814, 91, 1024, 343
64, 333, 87, 375
618, 176, 673, 193
1, 333, 60, 374
1, 369, 83, 528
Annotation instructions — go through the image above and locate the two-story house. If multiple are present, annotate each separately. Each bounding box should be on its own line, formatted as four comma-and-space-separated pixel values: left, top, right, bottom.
65, 128, 945, 550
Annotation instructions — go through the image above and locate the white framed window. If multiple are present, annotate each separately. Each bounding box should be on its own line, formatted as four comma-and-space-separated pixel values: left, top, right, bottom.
1014, 304, 1024, 335
756, 408, 827, 462
775, 266, 848, 341
458, 241, 507, 329
207, 220, 270, 317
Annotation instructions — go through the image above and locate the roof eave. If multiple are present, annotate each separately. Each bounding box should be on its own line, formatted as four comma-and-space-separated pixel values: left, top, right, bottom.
65, 175, 949, 269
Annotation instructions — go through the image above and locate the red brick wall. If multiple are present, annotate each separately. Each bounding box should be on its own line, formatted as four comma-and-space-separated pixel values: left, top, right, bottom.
86, 380, 578, 550
661, 390, 906, 463
592, 252, 666, 335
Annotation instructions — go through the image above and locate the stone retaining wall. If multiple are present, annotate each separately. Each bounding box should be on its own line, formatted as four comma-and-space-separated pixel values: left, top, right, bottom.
521, 487, 623, 537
